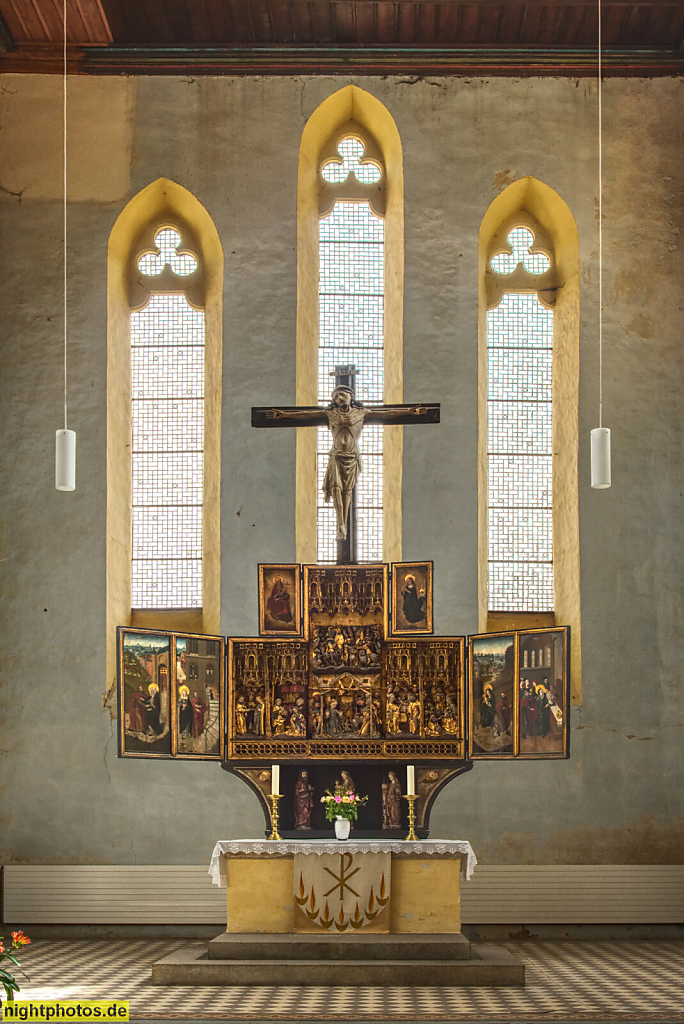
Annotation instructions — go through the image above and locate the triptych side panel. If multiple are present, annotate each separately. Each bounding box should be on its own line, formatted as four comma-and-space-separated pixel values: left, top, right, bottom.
173, 632, 225, 760
516, 626, 569, 759
468, 626, 570, 760
117, 626, 173, 758
117, 626, 224, 760
468, 631, 516, 759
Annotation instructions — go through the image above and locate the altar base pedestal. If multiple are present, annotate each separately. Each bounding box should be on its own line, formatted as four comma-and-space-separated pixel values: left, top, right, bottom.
151, 933, 525, 986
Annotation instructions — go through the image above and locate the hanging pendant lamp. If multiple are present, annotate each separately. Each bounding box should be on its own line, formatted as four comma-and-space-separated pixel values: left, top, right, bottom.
55, 0, 75, 492
591, 0, 611, 490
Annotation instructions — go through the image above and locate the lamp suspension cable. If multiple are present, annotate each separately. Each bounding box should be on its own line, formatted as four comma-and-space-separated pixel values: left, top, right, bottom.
591, 0, 611, 489
55, 0, 76, 491
63, 0, 67, 434
598, 0, 603, 431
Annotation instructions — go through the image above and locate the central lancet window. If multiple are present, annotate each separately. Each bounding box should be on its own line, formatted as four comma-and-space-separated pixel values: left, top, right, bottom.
487, 224, 555, 612
317, 135, 385, 563
130, 226, 205, 610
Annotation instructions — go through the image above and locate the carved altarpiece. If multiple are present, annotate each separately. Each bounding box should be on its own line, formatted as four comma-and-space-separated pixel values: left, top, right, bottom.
224, 563, 472, 838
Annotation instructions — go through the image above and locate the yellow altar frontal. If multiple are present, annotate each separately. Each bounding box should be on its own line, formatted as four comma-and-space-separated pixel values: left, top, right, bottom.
209, 839, 476, 935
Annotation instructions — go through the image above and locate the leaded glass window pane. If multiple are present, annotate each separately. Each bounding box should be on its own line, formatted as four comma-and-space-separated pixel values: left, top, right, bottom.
131, 262, 204, 609
487, 290, 553, 612
317, 199, 384, 563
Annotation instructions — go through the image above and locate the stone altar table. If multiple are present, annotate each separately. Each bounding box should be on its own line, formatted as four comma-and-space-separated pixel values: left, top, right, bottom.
151, 839, 525, 985
209, 838, 476, 934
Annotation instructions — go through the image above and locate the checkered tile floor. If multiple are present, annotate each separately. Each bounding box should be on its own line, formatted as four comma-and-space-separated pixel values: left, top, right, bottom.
11, 939, 684, 1021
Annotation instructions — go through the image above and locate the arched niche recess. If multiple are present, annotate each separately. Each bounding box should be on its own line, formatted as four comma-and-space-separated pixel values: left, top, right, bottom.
105, 178, 223, 696
478, 176, 582, 703
295, 85, 404, 564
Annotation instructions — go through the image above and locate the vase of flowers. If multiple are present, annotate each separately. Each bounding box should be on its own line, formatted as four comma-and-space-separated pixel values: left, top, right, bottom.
321, 782, 368, 840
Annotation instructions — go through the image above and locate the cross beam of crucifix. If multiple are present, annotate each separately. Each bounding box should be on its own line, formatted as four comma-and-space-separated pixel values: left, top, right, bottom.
252, 365, 440, 565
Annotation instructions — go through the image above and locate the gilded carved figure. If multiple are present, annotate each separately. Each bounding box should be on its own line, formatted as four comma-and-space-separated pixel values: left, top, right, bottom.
272, 698, 287, 735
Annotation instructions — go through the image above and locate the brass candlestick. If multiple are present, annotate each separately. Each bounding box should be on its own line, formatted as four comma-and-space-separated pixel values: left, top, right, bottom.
404, 794, 419, 841
267, 794, 282, 840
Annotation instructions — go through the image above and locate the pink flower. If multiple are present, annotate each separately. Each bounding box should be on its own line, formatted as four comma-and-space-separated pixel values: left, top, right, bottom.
334, 795, 342, 802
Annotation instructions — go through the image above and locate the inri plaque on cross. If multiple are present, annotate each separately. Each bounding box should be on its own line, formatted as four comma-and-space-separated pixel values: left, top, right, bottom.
252, 364, 440, 564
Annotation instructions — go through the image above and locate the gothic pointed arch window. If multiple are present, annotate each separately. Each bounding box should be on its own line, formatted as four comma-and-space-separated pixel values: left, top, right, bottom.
479, 178, 581, 699
486, 219, 555, 612
295, 86, 404, 566
106, 180, 223, 692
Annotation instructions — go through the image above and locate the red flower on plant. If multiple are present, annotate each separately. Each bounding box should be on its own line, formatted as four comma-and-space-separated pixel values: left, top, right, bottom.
0, 944, 5, 954
11, 931, 31, 946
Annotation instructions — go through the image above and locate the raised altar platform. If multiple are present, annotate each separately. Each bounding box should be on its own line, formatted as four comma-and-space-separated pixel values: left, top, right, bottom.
151, 839, 525, 986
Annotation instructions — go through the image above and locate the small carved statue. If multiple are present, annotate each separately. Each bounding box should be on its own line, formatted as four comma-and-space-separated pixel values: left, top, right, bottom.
294, 769, 315, 830
235, 695, 249, 735
386, 691, 400, 735
290, 705, 307, 737
337, 769, 355, 794
408, 692, 421, 735
382, 770, 402, 829
271, 698, 287, 735
252, 693, 266, 735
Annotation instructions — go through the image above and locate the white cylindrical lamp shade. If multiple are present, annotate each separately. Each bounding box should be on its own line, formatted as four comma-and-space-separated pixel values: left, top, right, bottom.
591, 427, 611, 489
55, 428, 76, 491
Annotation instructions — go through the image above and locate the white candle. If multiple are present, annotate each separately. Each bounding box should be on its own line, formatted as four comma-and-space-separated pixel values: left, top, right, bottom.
406, 765, 415, 796
271, 764, 280, 795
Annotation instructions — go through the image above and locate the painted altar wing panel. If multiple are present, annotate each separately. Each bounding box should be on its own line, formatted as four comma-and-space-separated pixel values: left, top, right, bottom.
117, 627, 173, 757
517, 627, 569, 759
173, 633, 225, 760
117, 626, 224, 759
468, 626, 571, 760
468, 632, 516, 758
258, 563, 302, 636
390, 561, 433, 636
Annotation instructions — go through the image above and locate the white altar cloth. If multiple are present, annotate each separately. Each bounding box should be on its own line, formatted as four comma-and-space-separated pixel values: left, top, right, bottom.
209, 838, 477, 886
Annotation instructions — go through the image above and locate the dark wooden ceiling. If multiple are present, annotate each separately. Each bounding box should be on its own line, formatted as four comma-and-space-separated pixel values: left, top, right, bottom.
1, 0, 682, 75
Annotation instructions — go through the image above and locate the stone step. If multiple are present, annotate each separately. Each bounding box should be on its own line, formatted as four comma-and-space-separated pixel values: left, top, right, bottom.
152, 944, 525, 987
208, 931, 471, 961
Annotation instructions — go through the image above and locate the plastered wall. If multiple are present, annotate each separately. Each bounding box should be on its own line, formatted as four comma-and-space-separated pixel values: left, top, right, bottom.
0, 74, 682, 867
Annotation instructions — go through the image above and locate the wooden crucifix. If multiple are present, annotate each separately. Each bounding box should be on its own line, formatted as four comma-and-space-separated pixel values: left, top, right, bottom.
252, 365, 440, 565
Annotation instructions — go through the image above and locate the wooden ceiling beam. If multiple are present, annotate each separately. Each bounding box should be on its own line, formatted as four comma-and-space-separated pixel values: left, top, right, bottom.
267, 0, 684, 5
0, 40, 670, 74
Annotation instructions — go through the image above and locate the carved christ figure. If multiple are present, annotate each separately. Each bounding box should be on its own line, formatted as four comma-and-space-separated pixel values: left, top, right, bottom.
265, 387, 431, 540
